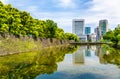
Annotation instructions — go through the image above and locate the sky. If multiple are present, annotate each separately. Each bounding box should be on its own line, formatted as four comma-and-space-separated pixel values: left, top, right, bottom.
1, 0, 120, 33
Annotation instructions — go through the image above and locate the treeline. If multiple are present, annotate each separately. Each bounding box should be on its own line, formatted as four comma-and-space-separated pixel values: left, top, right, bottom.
103, 24, 120, 47
0, 1, 79, 41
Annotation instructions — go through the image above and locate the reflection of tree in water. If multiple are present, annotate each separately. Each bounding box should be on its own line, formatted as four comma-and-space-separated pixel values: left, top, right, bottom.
103, 47, 120, 68
0, 45, 78, 79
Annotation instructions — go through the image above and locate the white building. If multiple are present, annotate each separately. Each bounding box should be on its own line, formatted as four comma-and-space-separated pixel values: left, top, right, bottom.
90, 33, 96, 42
72, 19, 87, 41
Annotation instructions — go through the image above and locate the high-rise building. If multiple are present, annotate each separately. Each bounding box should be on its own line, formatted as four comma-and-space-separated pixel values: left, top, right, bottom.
95, 19, 108, 41
72, 19, 87, 41
85, 27, 91, 35
99, 20, 108, 38
72, 19, 85, 35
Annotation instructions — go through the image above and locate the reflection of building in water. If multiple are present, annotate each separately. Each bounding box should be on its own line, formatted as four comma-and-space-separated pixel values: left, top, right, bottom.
85, 50, 91, 57
85, 46, 91, 57
95, 46, 108, 64
73, 46, 86, 64
90, 45, 96, 51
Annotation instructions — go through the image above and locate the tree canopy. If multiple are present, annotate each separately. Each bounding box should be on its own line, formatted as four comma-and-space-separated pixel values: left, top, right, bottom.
0, 1, 79, 41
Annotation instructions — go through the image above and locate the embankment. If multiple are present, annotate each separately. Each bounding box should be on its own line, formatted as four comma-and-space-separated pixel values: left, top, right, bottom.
0, 34, 73, 56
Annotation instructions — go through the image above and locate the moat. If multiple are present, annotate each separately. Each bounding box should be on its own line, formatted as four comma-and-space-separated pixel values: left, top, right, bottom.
0, 45, 120, 79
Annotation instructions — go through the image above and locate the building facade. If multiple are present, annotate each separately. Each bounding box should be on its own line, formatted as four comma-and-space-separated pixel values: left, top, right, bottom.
90, 33, 96, 42
95, 26, 100, 41
99, 20, 108, 39
85, 27, 91, 41
95, 19, 108, 41
72, 19, 85, 35
72, 19, 87, 41
85, 27, 91, 35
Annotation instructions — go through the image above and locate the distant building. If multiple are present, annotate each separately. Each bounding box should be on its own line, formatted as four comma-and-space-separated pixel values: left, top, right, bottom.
85, 27, 91, 35
99, 20, 108, 39
85, 27, 91, 41
72, 19, 85, 35
90, 33, 96, 42
72, 19, 87, 41
95, 26, 100, 41
95, 19, 108, 41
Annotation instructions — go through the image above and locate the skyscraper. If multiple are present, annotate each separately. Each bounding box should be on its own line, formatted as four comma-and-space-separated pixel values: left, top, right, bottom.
99, 20, 108, 38
72, 19, 87, 41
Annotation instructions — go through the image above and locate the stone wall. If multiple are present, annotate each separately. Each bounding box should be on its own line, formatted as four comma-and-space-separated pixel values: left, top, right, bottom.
0, 34, 74, 56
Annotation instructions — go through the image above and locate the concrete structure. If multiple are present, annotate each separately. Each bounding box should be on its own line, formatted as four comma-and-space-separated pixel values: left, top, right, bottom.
72, 19, 87, 41
99, 20, 108, 39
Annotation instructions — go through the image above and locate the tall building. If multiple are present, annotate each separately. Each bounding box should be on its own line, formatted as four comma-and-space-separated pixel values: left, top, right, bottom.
72, 19, 87, 41
85, 27, 91, 35
72, 19, 85, 35
99, 20, 108, 38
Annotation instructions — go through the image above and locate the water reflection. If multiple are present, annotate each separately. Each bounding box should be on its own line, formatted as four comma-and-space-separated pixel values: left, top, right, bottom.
37, 45, 120, 79
85, 47, 91, 57
73, 46, 86, 64
1, 45, 120, 79
72, 45, 108, 65
0, 45, 77, 79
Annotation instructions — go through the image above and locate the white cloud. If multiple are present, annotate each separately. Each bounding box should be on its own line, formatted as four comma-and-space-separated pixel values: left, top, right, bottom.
31, 11, 77, 32
1, 0, 120, 32
57, 0, 76, 8
87, 0, 120, 29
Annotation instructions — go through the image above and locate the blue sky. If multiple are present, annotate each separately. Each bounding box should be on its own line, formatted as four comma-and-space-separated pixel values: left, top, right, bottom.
1, 0, 120, 33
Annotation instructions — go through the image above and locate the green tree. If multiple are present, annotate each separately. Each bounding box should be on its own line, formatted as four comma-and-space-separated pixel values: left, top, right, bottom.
103, 25, 120, 46
55, 28, 65, 39
0, 1, 78, 41
65, 33, 79, 42
45, 20, 58, 38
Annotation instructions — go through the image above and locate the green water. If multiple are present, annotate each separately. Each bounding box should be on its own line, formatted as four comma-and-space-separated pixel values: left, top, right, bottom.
0, 45, 120, 79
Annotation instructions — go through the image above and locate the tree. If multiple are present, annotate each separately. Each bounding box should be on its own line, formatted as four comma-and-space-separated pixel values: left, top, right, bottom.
65, 33, 79, 42
45, 20, 58, 38
103, 25, 120, 46
55, 28, 65, 39
0, 1, 78, 41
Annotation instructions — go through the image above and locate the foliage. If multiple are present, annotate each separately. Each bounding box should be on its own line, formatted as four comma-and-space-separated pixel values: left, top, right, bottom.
103, 25, 120, 46
0, 1, 79, 41
64, 33, 79, 42
103, 47, 120, 68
